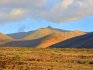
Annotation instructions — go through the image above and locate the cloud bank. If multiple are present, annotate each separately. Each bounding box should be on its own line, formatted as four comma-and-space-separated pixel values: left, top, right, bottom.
0, 0, 93, 23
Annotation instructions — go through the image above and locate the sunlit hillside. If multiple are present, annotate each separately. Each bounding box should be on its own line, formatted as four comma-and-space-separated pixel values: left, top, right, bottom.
0, 33, 13, 45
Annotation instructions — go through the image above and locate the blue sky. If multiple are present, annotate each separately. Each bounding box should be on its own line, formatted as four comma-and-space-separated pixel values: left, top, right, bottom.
0, 16, 93, 34
0, 0, 93, 34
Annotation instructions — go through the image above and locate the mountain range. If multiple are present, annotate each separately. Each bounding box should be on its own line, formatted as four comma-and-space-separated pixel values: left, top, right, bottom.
8, 26, 69, 40
0, 26, 92, 48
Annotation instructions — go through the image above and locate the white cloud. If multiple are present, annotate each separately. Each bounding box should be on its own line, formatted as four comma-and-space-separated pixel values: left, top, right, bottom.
61, 0, 74, 9
10, 9, 27, 19
0, 8, 28, 23
0, 0, 93, 23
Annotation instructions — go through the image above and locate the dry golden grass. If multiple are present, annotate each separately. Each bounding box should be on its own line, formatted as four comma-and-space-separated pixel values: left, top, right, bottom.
0, 47, 93, 70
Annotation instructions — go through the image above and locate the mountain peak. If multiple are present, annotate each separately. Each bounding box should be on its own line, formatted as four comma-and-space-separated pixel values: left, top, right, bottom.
46, 26, 53, 29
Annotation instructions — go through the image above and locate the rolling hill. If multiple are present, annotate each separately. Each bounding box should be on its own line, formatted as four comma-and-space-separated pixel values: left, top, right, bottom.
7, 26, 69, 40
1, 34, 62, 47
0, 38, 41, 47
0, 33, 13, 44
49, 32, 93, 48
37, 30, 86, 48
7, 31, 33, 39
0, 29, 86, 48
37, 33, 65, 48
22, 26, 69, 40
0, 33, 13, 40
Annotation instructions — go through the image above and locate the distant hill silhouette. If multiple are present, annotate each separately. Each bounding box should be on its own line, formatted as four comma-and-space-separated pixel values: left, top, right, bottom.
7, 31, 33, 39
49, 32, 93, 48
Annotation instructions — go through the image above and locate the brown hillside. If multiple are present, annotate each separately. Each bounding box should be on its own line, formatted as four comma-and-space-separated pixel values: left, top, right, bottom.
49, 32, 93, 48
0, 33, 13, 44
37, 33, 64, 48
60, 30, 86, 39
37, 30, 86, 48
22, 27, 64, 40
0, 30, 86, 48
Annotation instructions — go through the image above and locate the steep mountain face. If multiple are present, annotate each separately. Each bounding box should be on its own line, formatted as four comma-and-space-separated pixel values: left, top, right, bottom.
49, 32, 93, 48
7, 31, 33, 39
22, 26, 68, 40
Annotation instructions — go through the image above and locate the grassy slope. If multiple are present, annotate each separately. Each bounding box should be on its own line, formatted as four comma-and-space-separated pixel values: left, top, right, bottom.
0, 47, 93, 70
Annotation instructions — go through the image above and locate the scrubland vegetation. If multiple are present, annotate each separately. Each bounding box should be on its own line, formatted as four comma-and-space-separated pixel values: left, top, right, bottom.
0, 47, 93, 70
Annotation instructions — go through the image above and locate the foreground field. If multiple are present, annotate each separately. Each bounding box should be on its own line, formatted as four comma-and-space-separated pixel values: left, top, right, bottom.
0, 47, 93, 70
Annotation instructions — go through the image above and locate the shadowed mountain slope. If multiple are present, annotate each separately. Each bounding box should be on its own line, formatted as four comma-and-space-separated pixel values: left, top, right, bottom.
0, 38, 42, 47
7, 31, 33, 39
1, 33, 63, 47
49, 32, 93, 48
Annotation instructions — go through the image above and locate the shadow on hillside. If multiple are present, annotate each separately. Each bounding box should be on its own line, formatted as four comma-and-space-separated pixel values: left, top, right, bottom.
49, 32, 93, 48
0, 39, 42, 47
0, 34, 51, 47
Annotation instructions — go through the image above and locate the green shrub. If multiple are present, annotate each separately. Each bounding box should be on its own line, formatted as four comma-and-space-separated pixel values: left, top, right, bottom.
77, 60, 93, 64
77, 60, 87, 64
15, 54, 21, 59
88, 60, 93, 64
